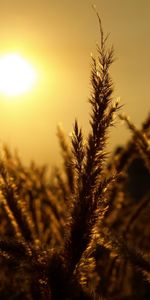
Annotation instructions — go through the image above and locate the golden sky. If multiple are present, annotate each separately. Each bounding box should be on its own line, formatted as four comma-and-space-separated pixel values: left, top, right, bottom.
0, 0, 150, 166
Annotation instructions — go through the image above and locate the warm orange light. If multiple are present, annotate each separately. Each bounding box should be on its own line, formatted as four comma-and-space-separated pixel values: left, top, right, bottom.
0, 53, 37, 97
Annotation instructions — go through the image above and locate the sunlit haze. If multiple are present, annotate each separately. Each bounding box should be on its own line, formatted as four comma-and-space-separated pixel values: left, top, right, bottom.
0, 54, 37, 96
0, 0, 149, 166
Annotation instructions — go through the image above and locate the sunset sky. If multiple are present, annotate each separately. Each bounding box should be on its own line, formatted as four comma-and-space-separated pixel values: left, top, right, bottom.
0, 0, 149, 166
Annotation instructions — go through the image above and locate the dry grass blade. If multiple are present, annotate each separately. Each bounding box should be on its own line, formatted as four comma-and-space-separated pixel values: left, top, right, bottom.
119, 114, 150, 172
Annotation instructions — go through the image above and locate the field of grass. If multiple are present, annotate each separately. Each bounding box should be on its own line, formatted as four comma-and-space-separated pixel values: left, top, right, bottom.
0, 15, 150, 300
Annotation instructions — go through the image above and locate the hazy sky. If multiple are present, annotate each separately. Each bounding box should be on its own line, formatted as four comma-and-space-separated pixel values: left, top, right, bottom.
0, 0, 150, 166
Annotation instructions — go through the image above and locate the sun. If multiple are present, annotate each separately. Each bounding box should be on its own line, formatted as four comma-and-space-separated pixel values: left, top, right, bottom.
0, 53, 37, 97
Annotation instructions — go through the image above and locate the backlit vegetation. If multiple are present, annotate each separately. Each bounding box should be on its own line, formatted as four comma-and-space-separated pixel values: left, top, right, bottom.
0, 16, 150, 300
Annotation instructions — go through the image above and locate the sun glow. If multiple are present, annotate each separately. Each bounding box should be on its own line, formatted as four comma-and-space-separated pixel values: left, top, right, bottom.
0, 53, 37, 97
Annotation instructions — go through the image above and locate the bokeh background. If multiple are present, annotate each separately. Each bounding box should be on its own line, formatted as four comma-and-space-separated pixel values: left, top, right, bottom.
0, 0, 149, 166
